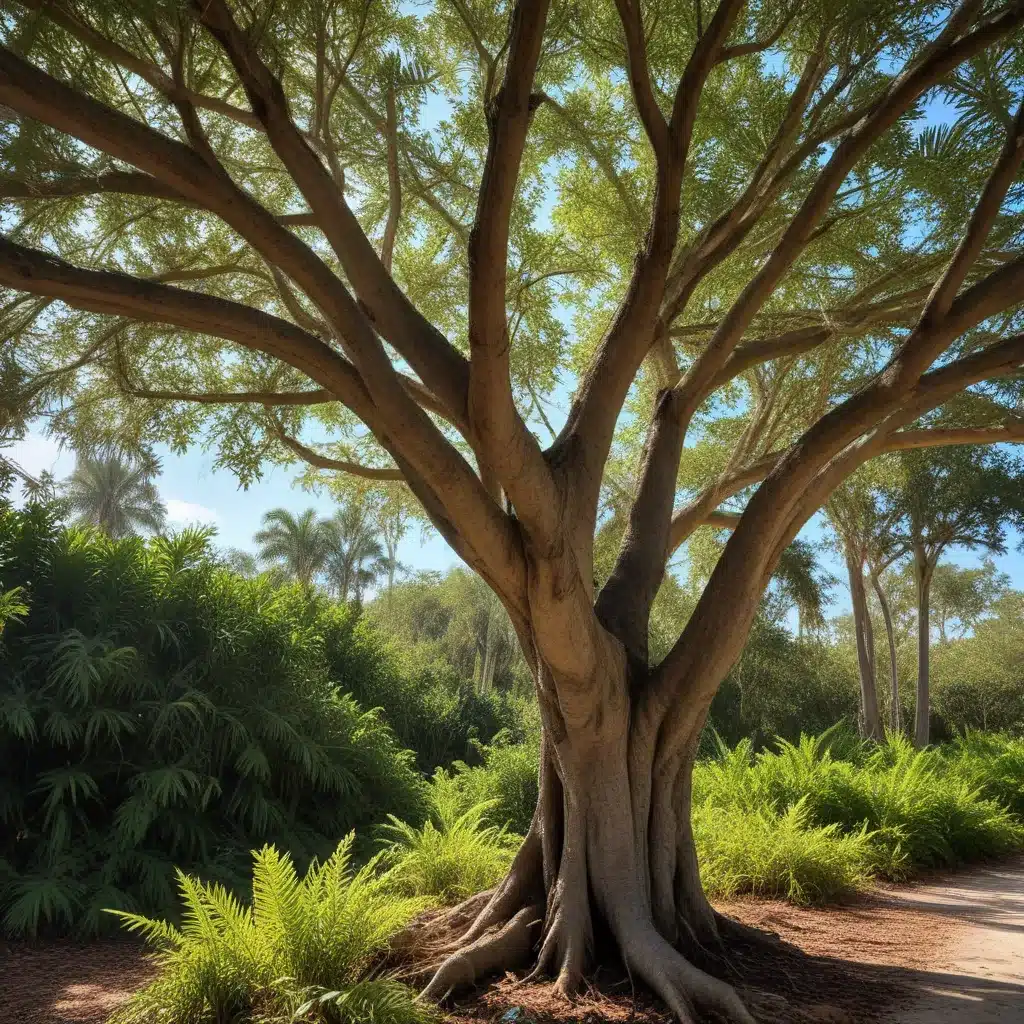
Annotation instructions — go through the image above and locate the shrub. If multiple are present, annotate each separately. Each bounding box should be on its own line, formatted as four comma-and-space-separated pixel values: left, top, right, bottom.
694, 798, 873, 904
320, 614, 532, 773
694, 728, 1024, 892
380, 773, 519, 904
0, 502, 426, 936
448, 739, 540, 835
108, 836, 431, 1024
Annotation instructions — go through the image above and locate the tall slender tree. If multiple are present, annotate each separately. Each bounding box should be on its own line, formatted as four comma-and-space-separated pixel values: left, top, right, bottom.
826, 471, 907, 739
62, 452, 166, 538
3, 1, 1024, 1017
887, 447, 1024, 746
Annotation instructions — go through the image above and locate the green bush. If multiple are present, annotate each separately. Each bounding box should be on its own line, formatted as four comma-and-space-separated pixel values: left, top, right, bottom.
0, 501, 426, 936
694, 798, 873, 904
380, 773, 519, 904
447, 739, 540, 835
320, 615, 533, 773
108, 836, 432, 1024
694, 728, 1024, 890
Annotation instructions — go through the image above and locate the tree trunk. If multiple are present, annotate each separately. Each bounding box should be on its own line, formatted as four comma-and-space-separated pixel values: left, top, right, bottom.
845, 549, 883, 742
422, 650, 757, 1024
914, 543, 933, 748
870, 572, 901, 735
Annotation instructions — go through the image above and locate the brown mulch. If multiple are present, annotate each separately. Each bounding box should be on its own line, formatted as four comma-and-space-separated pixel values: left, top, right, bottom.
0, 893, 961, 1024
0, 937, 155, 1023
443, 893, 963, 1024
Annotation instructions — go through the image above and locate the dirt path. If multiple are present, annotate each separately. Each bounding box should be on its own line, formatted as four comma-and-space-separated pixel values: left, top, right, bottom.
884, 857, 1024, 1022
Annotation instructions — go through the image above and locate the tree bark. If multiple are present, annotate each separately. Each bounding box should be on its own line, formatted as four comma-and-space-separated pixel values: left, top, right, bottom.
870, 572, 901, 735
913, 543, 934, 748
845, 549, 883, 741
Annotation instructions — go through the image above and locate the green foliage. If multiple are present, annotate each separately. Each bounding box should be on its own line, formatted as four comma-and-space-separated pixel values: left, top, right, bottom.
322, 610, 533, 773
694, 729, 1024, 889
446, 740, 540, 836
379, 774, 519, 905
0, 501, 426, 937
694, 799, 873, 904
108, 836, 432, 1024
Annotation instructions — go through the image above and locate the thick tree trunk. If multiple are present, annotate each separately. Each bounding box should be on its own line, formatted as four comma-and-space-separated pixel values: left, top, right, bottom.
845, 550, 883, 742
870, 572, 901, 735
422, 654, 756, 1024
913, 544, 933, 748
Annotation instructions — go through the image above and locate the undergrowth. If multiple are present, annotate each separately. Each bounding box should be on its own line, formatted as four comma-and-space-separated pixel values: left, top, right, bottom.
108, 835, 433, 1024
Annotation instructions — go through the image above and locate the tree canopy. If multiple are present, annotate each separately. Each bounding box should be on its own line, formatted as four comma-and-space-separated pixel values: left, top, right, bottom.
2, 0, 1024, 1018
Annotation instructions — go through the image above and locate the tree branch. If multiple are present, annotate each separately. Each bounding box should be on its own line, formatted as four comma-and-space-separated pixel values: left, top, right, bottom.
380, 82, 402, 273
897, 99, 1024, 383
595, 389, 687, 663
194, 0, 471, 427
671, 3, 1024, 427
555, 0, 744, 536
15, 0, 263, 130
266, 413, 406, 481
466, 0, 562, 540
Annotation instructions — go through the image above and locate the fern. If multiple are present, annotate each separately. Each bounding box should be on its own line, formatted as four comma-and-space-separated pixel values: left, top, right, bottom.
108, 837, 432, 1024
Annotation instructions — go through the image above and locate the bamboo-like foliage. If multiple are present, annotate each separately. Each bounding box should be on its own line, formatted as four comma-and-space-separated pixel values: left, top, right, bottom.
0, 499, 426, 937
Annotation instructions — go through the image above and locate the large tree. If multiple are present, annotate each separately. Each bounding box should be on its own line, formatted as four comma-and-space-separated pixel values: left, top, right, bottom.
3, 0, 1024, 1018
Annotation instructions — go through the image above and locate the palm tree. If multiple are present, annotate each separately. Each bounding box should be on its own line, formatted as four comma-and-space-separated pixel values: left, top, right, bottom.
253, 508, 331, 586
324, 504, 386, 602
62, 452, 166, 538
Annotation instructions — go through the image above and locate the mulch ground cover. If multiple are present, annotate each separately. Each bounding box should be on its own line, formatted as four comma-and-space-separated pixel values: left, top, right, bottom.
0, 893, 960, 1023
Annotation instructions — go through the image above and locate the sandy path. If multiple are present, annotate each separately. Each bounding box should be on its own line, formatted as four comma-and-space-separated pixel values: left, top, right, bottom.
887, 857, 1024, 1022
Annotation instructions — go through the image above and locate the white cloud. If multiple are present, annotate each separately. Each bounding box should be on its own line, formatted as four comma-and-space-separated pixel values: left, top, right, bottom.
165, 498, 219, 526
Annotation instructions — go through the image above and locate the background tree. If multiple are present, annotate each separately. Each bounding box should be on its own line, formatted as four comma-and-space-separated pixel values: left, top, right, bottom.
826, 470, 906, 738
324, 501, 386, 602
253, 507, 331, 588
930, 558, 1010, 642
62, 451, 166, 538
3, 0, 1024, 1017
887, 446, 1024, 747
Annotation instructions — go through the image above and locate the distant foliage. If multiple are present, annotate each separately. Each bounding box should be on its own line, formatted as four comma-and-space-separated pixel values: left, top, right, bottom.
321, 614, 533, 773
109, 836, 432, 1024
0, 501, 425, 936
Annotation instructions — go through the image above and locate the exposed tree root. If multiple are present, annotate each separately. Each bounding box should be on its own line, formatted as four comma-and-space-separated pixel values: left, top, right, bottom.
622, 924, 758, 1024
418, 903, 544, 1003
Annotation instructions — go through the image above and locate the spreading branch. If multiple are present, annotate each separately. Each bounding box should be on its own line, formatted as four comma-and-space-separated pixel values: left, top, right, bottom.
466, 0, 561, 540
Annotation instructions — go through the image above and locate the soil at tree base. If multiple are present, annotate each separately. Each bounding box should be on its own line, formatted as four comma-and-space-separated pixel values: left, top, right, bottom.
2, 865, 1021, 1024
